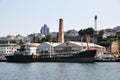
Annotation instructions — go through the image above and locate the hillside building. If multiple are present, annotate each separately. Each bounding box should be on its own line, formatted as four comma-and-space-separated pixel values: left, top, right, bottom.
0, 43, 20, 54
40, 24, 49, 35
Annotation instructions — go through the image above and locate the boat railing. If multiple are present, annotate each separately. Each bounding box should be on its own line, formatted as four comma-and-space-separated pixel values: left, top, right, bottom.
36, 52, 79, 58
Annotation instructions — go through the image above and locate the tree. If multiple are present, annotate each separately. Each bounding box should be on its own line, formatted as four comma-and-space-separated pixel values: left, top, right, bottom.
79, 29, 85, 36
99, 29, 104, 36
79, 27, 94, 49
39, 37, 50, 43
97, 30, 104, 42
86, 27, 94, 35
97, 35, 117, 48
116, 32, 120, 39
79, 29, 86, 42
98, 41, 111, 48
19, 39, 24, 45
79, 27, 94, 41
0, 40, 8, 44
10, 40, 16, 44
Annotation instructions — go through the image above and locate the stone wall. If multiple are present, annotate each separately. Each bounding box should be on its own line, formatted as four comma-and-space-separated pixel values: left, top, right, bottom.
110, 41, 119, 53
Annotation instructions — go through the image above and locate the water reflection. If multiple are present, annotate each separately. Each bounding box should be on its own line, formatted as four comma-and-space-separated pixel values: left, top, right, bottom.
1, 62, 120, 80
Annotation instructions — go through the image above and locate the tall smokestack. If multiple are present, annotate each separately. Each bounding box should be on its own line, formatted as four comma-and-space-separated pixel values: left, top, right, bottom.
94, 15, 97, 31
58, 18, 64, 43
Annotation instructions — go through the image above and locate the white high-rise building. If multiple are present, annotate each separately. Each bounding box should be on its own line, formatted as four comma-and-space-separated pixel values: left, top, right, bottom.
40, 24, 49, 35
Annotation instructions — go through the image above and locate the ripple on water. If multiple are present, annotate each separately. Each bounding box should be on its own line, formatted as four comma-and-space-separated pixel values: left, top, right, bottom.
0, 62, 120, 80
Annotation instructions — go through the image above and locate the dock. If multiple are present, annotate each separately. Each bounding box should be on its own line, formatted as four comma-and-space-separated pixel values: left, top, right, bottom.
94, 58, 120, 62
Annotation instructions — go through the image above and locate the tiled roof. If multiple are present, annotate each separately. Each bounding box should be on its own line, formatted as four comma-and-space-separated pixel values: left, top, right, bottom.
25, 43, 40, 47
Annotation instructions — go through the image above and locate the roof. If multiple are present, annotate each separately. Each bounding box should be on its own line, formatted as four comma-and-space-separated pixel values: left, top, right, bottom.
0, 43, 19, 47
63, 41, 105, 48
43, 42, 61, 47
25, 43, 40, 47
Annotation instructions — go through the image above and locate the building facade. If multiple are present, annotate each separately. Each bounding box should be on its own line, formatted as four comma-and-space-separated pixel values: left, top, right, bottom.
110, 40, 120, 54
113, 26, 120, 32
103, 29, 116, 38
37, 42, 60, 54
24, 43, 40, 55
0, 43, 20, 54
26, 33, 45, 42
40, 24, 49, 35
65, 29, 79, 37
54, 41, 106, 54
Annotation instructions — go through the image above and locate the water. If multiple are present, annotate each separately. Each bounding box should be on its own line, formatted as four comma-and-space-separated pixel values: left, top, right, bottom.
0, 62, 120, 80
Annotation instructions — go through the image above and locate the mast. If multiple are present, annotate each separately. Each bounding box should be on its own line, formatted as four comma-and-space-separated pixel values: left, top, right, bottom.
49, 42, 52, 58
85, 34, 90, 50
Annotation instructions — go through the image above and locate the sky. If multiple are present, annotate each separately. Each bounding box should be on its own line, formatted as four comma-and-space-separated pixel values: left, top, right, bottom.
0, 0, 120, 37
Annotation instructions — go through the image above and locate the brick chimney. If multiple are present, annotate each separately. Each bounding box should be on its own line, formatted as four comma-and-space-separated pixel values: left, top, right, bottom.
58, 18, 64, 43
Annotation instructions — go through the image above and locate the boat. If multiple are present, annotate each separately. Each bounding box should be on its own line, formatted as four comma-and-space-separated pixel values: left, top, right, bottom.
5, 49, 97, 63
5, 33, 97, 63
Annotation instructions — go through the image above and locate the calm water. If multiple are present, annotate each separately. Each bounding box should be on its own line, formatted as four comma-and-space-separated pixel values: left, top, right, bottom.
0, 62, 120, 80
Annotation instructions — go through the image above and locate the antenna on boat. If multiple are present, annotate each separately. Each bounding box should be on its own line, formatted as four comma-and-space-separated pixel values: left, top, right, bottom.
81, 38, 83, 50
85, 34, 90, 50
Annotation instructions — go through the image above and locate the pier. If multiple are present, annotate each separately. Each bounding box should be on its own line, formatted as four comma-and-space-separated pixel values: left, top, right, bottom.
94, 57, 120, 62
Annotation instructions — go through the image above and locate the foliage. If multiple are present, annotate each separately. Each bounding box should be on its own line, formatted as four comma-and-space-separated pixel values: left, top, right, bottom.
78, 27, 94, 43
116, 32, 120, 39
39, 38, 50, 43
97, 36, 117, 47
79, 29, 85, 35
79, 27, 94, 36
18, 39, 24, 45
97, 40, 111, 47
10, 40, 16, 43
99, 29, 104, 36
0, 40, 8, 44
0, 40, 17, 44
86, 27, 94, 35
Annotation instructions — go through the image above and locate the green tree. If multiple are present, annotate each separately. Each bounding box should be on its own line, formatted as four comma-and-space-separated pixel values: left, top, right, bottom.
98, 40, 111, 48
97, 30, 104, 42
97, 36, 117, 48
79, 29, 86, 42
39, 37, 50, 43
99, 29, 104, 36
86, 27, 94, 35
19, 39, 24, 45
79, 27, 94, 49
79, 29, 86, 36
116, 32, 120, 39
0, 40, 8, 44
79, 27, 94, 41
9, 40, 16, 44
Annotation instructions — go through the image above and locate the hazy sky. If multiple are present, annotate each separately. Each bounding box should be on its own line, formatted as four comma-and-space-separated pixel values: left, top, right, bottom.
0, 0, 120, 37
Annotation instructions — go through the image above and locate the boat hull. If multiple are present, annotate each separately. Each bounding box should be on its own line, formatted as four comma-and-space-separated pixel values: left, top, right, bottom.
5, 50, 96, 63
